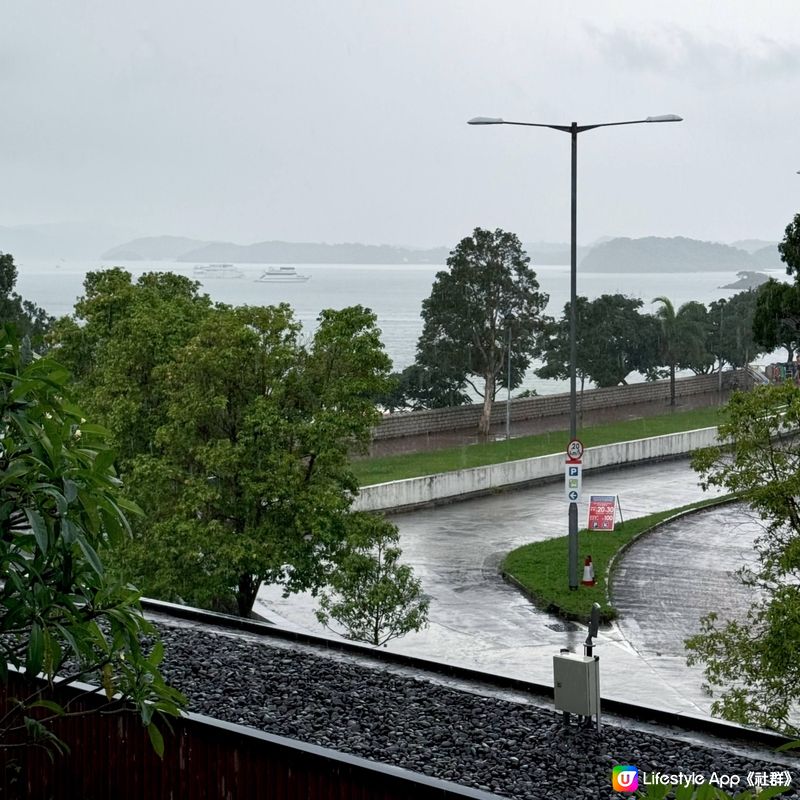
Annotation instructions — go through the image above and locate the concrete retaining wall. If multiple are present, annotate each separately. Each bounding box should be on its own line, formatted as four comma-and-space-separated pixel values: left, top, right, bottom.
373, 370, 747, 441
353, 427, 721, 513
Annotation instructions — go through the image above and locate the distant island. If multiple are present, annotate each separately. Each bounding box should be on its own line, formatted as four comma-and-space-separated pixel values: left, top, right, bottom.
100, 236, 592, 266
98, 233, 784, 271
580, 236, 781, 273
103, 236, 451, 265
102, 235, 211, 261
720, 271, 769, 290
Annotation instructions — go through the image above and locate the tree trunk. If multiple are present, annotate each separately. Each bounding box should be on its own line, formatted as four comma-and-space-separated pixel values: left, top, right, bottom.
236, 573, 259, 617
669, 364, 676, 406
478, 372, 495, 437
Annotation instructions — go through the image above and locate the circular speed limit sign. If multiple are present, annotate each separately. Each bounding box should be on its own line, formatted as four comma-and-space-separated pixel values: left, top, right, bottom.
566, 438, 584, 461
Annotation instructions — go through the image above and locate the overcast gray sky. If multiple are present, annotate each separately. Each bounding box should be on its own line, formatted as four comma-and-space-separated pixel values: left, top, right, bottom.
2, 1, 799, 248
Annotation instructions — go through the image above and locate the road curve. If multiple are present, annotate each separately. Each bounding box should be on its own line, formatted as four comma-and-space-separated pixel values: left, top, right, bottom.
257, 457, 748, 717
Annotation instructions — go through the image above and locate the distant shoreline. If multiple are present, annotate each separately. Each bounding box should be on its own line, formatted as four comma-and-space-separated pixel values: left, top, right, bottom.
98, 234, 781, 272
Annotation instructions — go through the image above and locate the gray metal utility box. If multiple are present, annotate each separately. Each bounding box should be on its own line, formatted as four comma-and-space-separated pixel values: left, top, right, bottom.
553, 652, 600, 716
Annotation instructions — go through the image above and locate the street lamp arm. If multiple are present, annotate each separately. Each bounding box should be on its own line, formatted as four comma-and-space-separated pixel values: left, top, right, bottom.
587, 115, 683, 130
468, 119, 573, 132
467, 115, 682, 134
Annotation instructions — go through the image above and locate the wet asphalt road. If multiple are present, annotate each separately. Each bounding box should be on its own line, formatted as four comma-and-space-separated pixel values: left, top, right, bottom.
257, 457, 760, 718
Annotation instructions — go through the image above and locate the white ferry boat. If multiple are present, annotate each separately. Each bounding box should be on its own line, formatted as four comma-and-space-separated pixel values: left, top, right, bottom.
255, 266, 311, 283
193, 264, 244, 279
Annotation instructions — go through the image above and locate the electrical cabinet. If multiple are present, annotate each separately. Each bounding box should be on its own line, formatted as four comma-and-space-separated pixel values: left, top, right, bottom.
553, 652, 599, 716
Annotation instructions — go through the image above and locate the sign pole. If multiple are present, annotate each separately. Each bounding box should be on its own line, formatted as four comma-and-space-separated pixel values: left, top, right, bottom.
565, 438, 584, 590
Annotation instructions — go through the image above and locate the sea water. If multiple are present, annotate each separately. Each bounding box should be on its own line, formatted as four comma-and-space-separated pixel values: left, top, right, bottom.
13, 258, 782, 395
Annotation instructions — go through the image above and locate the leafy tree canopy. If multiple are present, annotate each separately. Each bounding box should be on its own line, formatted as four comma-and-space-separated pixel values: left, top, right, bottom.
377, 364, 471, 412
652, 296, 710, 404
49, 268, 213, 464
0, 253, 52, 347
0, 325, 184, 754
113, 303, 396, 617
707, 291, 761, 371
537, 294, 660, 388
689, 383, 800, 733
778, 211, 800, 278
752, 278, 800, 362
315, 513, 429, 646
416, 228, 549, 435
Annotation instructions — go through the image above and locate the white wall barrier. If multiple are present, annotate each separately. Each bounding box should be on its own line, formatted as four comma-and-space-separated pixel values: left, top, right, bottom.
353, 427, 721, 513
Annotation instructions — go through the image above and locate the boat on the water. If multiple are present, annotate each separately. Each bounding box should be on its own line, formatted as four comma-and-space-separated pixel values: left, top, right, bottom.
256, 266, 311, 283
193, 263, 244, 279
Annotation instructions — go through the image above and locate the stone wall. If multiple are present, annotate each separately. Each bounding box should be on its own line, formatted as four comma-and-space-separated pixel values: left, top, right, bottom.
373, 370, 748, 441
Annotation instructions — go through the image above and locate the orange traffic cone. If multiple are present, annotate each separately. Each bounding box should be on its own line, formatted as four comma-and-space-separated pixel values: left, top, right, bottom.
581, 555, 596, 587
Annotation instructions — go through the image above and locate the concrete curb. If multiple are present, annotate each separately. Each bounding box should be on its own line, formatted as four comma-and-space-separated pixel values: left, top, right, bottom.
355, 427, 723, 513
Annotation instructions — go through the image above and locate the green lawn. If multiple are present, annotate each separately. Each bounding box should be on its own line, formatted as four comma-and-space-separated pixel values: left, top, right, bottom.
353, 406, 722, 486
501, 495, 732, 624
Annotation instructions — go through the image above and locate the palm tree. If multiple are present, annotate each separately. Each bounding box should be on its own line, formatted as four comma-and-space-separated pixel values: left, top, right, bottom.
652, 296, 708, 406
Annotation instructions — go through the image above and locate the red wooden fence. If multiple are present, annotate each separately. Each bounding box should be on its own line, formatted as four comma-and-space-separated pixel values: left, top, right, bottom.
0, 672, 499, 800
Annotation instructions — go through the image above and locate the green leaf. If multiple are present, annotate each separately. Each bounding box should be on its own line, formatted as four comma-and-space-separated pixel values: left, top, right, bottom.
146, 721, 165, 758
29, 699, 66, 716
148, 641, 165, 668
93, 448, 117, 474
76, 535, 104, 576
61, 518, 77, 545
26, 621, 44, 676
63, 478, 78, 503
776, 739, 800, 752
53, 623, 80, 657
25, 508, 50, 554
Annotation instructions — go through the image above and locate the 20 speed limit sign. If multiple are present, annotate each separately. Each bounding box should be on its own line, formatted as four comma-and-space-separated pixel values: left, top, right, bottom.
566, 438, 584, 462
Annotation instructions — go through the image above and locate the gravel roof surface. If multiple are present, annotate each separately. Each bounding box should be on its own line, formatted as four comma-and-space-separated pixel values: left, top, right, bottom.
156, 622, 799, 800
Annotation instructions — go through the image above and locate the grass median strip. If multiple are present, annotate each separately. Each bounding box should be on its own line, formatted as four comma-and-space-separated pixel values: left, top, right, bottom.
354, 406, 721, 486
501, 495, 732, 624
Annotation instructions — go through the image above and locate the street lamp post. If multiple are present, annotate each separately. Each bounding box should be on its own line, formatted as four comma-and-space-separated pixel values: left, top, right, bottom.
506, 321, 512, 441
468, 113, 682, 589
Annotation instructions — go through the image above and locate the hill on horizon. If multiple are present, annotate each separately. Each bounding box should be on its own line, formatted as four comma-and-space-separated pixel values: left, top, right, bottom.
580, 236, 782, 273
91, 232, 785, 271
98, 235, 594, 265
102, 235, 211, 261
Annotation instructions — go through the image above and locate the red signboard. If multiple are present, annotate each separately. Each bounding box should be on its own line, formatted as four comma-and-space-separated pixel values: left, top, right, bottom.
588, 495, 616, 531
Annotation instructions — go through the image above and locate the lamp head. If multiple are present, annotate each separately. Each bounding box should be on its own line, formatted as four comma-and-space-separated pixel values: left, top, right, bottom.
467, 116, 504, 125
645, 114, 683, 123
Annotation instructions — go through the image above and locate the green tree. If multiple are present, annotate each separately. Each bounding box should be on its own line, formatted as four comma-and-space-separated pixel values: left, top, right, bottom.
652, 297, 710, 405
115, 304, 394, 617
0, 326, 184, 755
415, 228, 548, 436
0, 253, 52, 347
752, 278, 800, 362
689, 382, 800, 734
378, 364, 471, 412
707, 291, 761, 371
778, 211, 800, 277
537, 294, 660, 390
48, 268, 213, 464
315, 514, 429, 646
